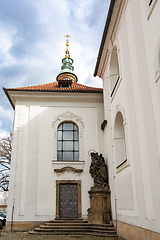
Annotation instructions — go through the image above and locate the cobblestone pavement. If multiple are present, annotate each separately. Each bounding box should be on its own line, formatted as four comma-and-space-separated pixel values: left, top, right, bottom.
0, 231, 124, 240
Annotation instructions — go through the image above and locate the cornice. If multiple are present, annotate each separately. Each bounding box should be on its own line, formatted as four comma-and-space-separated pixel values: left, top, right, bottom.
6, 90, 103, 109
54, 167, 83, 173
94, 0, 127, 79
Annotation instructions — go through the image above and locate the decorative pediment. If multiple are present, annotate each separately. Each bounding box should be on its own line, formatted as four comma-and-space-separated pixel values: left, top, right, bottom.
52, 111, 84, 129
54, 167, 83, 173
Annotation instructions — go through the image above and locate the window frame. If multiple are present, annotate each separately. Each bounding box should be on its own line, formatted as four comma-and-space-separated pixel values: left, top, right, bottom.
113, 108, 130, 172
109, 45, 122, 101
57, 122, 79, 161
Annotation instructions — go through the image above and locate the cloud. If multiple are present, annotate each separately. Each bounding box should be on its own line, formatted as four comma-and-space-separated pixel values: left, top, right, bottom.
0, 96, 14, 138
0, 120, 12, 139
0, 0, 111, 134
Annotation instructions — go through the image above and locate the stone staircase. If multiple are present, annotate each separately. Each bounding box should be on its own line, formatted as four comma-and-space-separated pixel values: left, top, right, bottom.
29, 219, 118, 237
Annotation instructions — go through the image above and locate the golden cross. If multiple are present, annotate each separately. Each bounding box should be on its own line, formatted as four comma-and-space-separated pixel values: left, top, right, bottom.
65, 34, 70, 46
64, 34, 71, 58
65, 34, 71, 40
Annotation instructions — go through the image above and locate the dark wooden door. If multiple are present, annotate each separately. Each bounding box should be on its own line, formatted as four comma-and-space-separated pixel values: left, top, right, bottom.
59, 183, 78, 218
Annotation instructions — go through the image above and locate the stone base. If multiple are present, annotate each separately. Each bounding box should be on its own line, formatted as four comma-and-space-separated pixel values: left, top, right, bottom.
5, 221, 46, 231
87, 187, 111, 224
113, 220, 160, 240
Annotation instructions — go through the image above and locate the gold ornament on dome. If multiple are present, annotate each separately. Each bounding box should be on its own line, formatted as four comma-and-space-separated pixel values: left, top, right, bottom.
65, 34, 71, 58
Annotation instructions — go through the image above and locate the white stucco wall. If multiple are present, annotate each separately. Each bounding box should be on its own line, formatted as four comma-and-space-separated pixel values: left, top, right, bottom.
7, 91, 104, 223
100, 0, 160, 234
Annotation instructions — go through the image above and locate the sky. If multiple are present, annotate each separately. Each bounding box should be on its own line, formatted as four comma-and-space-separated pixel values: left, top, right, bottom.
0, 0, 110, 138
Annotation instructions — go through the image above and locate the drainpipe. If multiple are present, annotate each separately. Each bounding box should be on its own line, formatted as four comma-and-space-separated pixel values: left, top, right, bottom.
115, 197, 117, 234
10, 108, 20, 231
11, 205, 14, 232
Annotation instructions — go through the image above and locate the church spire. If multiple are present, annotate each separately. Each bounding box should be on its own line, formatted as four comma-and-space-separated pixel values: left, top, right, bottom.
56, 34, 78, 82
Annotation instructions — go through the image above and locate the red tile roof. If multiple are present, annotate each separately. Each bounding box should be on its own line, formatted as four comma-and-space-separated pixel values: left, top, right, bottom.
8, 81, 103, 93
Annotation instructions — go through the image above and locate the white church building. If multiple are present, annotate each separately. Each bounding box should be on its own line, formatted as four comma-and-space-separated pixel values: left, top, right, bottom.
3, 0, 160, 239
4, 35, 105, 231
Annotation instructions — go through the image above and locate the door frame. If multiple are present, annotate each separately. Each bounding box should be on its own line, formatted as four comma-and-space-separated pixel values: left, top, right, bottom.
56, 180, 81, 219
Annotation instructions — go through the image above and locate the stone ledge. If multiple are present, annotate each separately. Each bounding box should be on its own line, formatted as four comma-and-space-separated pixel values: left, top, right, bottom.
113, 220, 160, 240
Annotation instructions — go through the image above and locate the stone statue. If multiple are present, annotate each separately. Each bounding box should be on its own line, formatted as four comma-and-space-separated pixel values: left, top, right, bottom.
89, 152, 108, 189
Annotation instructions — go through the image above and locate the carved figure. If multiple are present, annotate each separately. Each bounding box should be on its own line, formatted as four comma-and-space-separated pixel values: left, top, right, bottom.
89, 152, 108, 189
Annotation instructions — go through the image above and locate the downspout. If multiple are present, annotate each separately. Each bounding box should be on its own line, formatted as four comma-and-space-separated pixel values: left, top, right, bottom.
115, 197, 117, 234
10, 107, 20, 231
11, 205, 14, 231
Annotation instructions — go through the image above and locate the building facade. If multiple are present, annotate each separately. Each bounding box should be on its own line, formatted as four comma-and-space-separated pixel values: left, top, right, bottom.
4, 1, 160, 238
94, 0, 160, 239
4, 39, 104, 231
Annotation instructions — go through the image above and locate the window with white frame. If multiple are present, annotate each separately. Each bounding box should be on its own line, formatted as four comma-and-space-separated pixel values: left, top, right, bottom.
114, 112, 127, 168
57, 122, 79, 161
109, 46, 120, 97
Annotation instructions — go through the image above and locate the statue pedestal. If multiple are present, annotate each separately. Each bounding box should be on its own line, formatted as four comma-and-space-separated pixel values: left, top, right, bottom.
87, 187, 111, 224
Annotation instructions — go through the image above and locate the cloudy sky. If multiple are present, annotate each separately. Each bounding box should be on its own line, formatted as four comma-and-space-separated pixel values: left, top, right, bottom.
0, 0, 110, 138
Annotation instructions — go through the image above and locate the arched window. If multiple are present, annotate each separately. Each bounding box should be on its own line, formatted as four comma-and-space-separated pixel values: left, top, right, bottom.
109, 46, 120, 97
57, 122, 79, 161
114, 112, 127, 167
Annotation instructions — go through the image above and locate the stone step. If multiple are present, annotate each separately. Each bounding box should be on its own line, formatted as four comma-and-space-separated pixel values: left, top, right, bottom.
32, 228, 117, 236
29, 219, 118, 237
39, 224, 115, 231
45, 222, 113, 227
29, 230, 118, 237
50, 218, 87, 223
35, 227, 116, 232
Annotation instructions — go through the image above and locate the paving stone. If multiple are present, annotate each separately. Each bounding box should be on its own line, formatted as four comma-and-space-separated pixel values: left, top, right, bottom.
0, 231, 124, 240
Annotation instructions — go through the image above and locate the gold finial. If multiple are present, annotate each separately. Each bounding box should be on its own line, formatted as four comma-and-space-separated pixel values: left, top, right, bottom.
65, 34, 70, 58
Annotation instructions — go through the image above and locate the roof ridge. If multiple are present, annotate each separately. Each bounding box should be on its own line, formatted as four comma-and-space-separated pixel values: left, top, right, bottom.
6, 81, 103, 93
72, 81, 102, 89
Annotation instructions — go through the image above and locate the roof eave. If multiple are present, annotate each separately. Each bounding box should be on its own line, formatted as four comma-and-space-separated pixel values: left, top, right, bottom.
5, 88, 102, 93
3, 87, 15, 110
94, 0, 116, 77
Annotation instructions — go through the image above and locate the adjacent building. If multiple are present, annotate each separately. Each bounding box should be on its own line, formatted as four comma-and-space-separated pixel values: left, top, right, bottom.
94, 0, 160, 239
